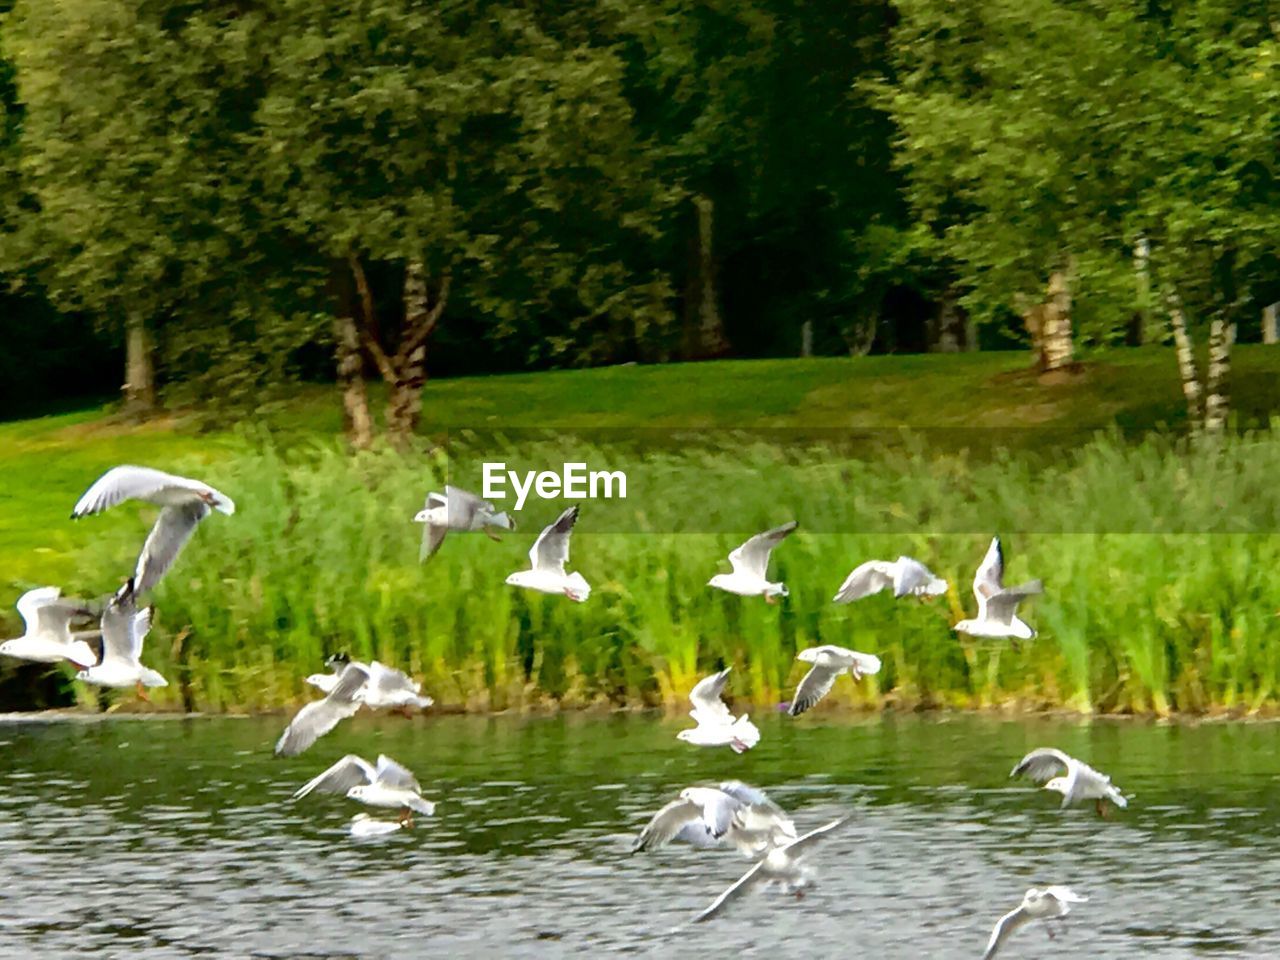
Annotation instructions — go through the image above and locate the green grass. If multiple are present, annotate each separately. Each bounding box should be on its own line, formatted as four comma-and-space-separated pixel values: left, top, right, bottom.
2, 347, 1279, 715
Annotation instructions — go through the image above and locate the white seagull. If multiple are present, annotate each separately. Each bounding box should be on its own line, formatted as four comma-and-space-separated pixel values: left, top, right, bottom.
632, 781, 796, 857
71, 465, 235, 598
953, 537, 1042, 641
0, 587, 99, 668
786, 645, 882, 716
293, 753, 436, 826
677, 668, 760, 753
505, 506, 590, 602
983, 886, 1088, 959
275, 661, 370, 757
413, 485, 514, 561
1010, 747, 1128, 816
75, 589, 166, 697
833, 556, 947, 603
693, 816, 852, 923
304, 655, 433, 713
708, 522, 797, 602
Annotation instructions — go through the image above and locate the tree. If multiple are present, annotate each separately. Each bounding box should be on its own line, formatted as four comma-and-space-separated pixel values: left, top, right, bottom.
249, 1, 670, 447
884, 0, 1280, 419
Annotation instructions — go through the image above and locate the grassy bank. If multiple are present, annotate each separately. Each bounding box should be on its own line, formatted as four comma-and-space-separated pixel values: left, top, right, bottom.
2, 348, 1279, 716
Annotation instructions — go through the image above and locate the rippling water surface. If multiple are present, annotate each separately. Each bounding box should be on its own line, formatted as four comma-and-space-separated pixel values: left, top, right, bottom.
1, 711, 1278, 958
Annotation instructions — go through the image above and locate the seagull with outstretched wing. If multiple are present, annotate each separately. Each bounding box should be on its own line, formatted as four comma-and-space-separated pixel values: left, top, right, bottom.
413, 485, 514, 561
505, 506, 590, 601
677, 667, 760, 753
953, 537, 1042, 640
786, 645, 882, 716
275, 661, 370, 757
293, 753, 436, 826
0, 587, 100, 668
983, 886, 1088, 959
709, 522, 797, 602
833, 556, 947, 603
1010, 747, 1128, 815
71, 465, 235, 599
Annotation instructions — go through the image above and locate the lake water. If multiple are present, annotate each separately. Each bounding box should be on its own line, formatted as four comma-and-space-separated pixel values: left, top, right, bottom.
1, 711, 1277, 958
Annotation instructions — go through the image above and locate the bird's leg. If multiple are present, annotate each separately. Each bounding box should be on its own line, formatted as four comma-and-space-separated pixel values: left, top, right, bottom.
485, 529, 503, 543
1096, 798, 1109, 819
1046, 924, 1056, 941
764, 594, 778, 606
398, 807, 415, 829
396, 706, 415, 719
135, 681, 151, 703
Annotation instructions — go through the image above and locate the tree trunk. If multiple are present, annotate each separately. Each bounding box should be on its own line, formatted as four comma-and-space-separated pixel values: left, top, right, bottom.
1128, 236, 1152, 346
1040, 270, 1074, 371
682, 194, 729, 359
329, 259, 373, 449
1165, 291, 1204, 432
928, 288, 967, 352
354, 256, 449, 449
1203, 314, 1234, 434
1264, 303, 1278, 345
122, 312, 157, 418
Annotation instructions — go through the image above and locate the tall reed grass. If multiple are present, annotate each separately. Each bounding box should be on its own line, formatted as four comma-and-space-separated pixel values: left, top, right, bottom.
53, 427, 1280, 716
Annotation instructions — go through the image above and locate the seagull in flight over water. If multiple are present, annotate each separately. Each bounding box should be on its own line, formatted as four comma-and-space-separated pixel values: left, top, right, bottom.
953, 537, 1042, 641
833, 555, 947, 603
677, 668, 760, 753
1009, 747, 1128, 816
505, 506, 590, 602
983, 886, 1088, 959
708, 522, 797, 603
632, 781, 796, 857
413, 485, 514, 561
785, 645, 882, 716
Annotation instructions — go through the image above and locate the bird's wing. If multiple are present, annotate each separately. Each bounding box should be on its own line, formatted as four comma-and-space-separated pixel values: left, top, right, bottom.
15, 587, 61, 632
780, 814, 852, 858
274, 697, 359, 757
689, 668, 734, 724
715, 781, 774, 811
1009, 747, 1073, 782
72, 466, 200, 516
973, 536, 1005, 604
274, 663, 369, 757
134, 501, 210, 595
893, 557, 945, 597
631, 797, 704, 853
727, 522, 797, 579
443, 485, 490, 524
291, 755, 377, 799
373, 754, 422, 792
982, 905, 1030, 960
672, 820, 723, 849
787, 663, 843, 716
368, 661, 419, 696
99, 594, 144, 665
529, 506, 579, 574
692, 859, 769, 923
1044, 886, 1088, 906
420, 522, 449, 562
984, 581, 1044, 624
832, 560, 895, 603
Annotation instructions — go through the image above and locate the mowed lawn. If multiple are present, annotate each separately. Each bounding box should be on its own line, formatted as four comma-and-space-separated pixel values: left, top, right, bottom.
2, 346, 1278, 588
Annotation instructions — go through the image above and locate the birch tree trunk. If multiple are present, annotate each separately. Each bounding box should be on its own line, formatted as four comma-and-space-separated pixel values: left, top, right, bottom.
928, 289, 965, 353
1129, 236, 1152, 346
1264, 303, 1278, 345
1202, 315, 1234, 434
329, 259, 373, 449
1165, 292, 1204, 432
122, 311, 157, 417
682, 194, 729, 359
1040, 270, 1074, 371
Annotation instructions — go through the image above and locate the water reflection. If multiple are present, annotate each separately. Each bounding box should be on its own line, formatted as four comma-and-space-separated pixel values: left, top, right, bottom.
0, 712, 1278, 957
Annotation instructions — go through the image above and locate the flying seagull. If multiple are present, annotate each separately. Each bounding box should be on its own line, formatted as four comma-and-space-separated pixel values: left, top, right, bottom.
677, 667, 760, 753
505, 506, 590, 602
75, 587, 166, 698
833, 556, 947, 603
708, 521, 797, 602
71, 465, 235, 598
305, 655, 433, 714
632, 781, 796, 857
413, 485, 514, 562
275, 661, 370, 757
0, 587, 100, 668
983, 886, 1088, 959
293, 753, 436, 826
1010, 747, 1128, 816
693, 815, 851, 923
786, 645, 882, 716
953, 537, 1042, 641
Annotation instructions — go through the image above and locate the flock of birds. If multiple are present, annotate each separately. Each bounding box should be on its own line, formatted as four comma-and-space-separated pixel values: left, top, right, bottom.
0, 469, 1127, 955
